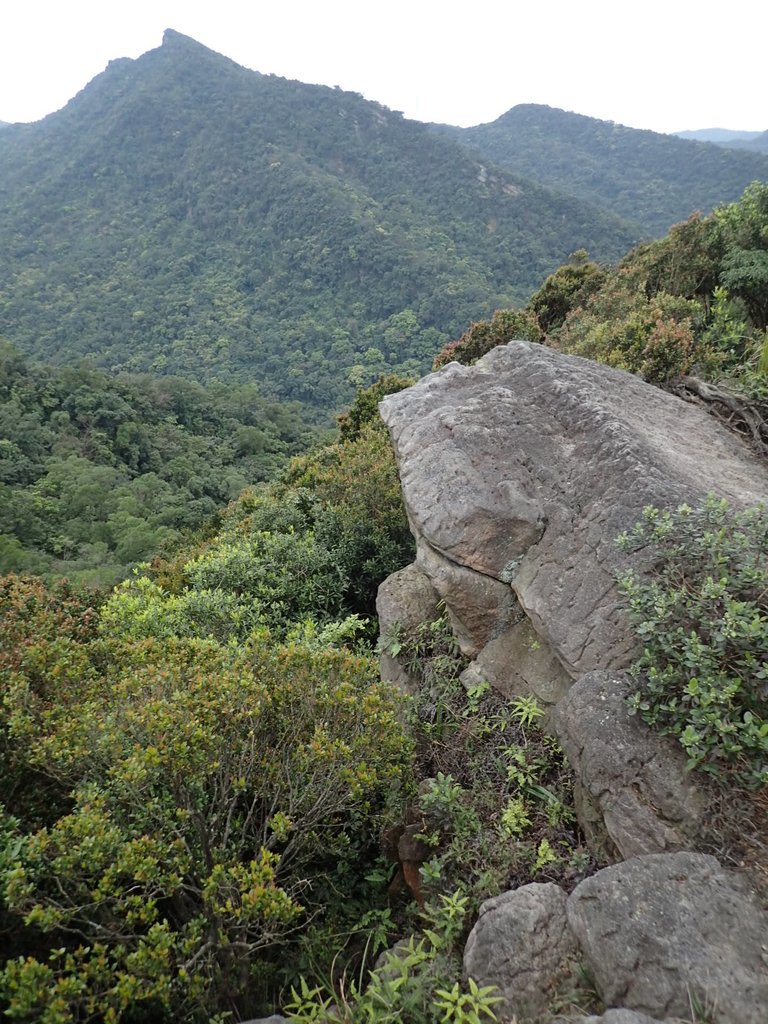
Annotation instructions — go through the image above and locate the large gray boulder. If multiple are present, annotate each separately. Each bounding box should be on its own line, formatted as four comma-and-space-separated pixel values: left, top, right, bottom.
380, 342, 768, 682
553, 672, 707, 859
567, 853, 768, 1023
463, 883, 577, 1019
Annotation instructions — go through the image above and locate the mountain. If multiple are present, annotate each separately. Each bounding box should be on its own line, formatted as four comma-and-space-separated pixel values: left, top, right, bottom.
435, 104, 768, 236
675, 128, 763, 144
0, 31, 636, 410
676, 128, 768, 154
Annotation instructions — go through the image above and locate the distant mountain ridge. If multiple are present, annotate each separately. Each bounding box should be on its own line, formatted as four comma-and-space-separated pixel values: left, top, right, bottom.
675, 128, 763, 143
2, 36, 766, 410
435, 104, 768, 234
675, 127, 768, 153
0, 31, 635, 409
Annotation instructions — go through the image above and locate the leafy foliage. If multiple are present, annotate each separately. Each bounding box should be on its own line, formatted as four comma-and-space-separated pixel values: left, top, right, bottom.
554, 276, 700, 382
0, 344, 315, 585
285, 893, 502, 1024
139, 392, 414, 641
0, 576, 412, 1021
526, 250, 608, 334
381, 615, 593, 910
432, 308, 541, 370
617, 496, 768, 787
544, 183, 768, 389
0, 383, 421, 1021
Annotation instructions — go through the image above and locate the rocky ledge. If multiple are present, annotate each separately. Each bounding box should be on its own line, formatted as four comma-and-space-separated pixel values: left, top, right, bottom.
377, 342, 768, 1023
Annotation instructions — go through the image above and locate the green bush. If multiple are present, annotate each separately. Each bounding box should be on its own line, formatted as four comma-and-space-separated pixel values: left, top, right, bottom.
432, 308, 541, 370
555, 279, 701, 383
0, 582, 413, 1022
617, 496, 768, 787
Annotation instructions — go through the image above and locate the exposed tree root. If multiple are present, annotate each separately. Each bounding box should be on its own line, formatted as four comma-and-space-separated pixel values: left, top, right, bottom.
667, 375, 768, 457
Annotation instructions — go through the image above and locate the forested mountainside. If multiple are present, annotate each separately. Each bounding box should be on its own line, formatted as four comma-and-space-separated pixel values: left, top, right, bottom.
718, 130, 768, 154
2, 184, 768, 1023
0, 343, 316, 584
436, 104, 768, 235
0, 31, 635, 409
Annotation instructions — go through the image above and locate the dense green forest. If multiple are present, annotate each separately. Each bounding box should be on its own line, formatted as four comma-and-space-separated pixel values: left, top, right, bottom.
0, 32, 636, 409
1, 31, 768, 1019
436, 104, 768, 236
2, 182, 767, 1022
0, 344, 317, 585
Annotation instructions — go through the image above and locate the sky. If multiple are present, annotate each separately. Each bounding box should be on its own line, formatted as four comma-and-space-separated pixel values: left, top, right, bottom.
1, 0, 766, 134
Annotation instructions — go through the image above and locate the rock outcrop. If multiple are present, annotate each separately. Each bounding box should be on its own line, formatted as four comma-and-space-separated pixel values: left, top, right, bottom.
463, 883, 577, 1020
380, 342, 767, 686
553, 672, 707, 859
377, 342, 768, 1023
465, 854, 768, 1024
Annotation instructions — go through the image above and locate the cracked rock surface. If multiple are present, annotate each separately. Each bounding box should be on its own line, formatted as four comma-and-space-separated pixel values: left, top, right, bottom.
567, 853, 768, 1024
379, 341, 768, 680
463, 883, 577, 1019
553, 672, 707, 858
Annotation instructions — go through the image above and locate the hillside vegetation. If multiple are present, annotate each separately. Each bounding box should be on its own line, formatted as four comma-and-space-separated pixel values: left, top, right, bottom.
0, 344, 316, 585
1, 185, 768, 1024
437, 104, 768, 236
0, 32, 635, 410
439, 182, 768, 401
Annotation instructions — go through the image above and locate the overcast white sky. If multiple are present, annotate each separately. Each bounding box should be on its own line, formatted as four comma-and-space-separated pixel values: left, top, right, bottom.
1, 0, 765, 133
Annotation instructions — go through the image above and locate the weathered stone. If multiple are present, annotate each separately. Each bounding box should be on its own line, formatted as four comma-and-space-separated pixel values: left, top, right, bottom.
376, 562, 440, 688
567, 853, 768, 1024
463, 882, 577, 1019
415, 541, 515, 658
553, 672, 707, 858
460, 613, 572, 708
380, 342, 768, 678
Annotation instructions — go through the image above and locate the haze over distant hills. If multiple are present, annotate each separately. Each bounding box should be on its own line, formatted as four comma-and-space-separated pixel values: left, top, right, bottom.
435, 104, 768, 236
675, 128, 763, 143
674, 127, 768, 153
0, 30, 766, 409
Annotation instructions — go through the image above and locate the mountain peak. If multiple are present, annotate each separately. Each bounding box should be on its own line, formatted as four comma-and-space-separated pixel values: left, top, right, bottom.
161, 28, 208, 51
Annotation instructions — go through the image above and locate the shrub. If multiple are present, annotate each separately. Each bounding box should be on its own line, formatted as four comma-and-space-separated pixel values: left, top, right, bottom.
284, 891, 502, 1024
526, 251, 607, 334
0, 619, 413, 1021
381, 615, 587, 910
432, 308, 541, 370
617, 496, 768, 787
556, 279, 700, 383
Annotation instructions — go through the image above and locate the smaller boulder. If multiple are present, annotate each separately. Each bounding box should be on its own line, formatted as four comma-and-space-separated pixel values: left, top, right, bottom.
376, 563, 440, 689
463, 882, 577, 1019
567, 852, 768, 1024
